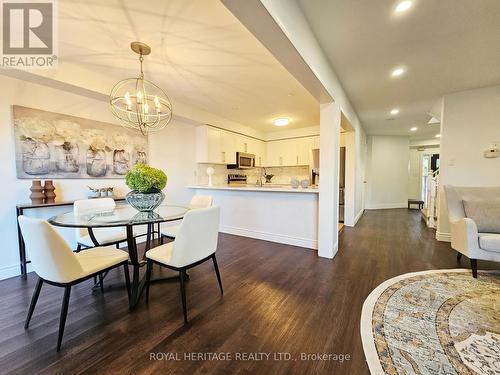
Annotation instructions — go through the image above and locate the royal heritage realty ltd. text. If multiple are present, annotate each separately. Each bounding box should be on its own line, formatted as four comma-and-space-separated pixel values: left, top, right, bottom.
150, 352, 351, 362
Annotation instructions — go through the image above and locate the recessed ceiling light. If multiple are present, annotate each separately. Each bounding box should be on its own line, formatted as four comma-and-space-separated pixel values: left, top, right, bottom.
410, 127, 417, 132
391, 67, 405, 77
435, 133, 441, 138
395, 1, 413, 13
390, 109, 400, 115
273, 118, 289, 127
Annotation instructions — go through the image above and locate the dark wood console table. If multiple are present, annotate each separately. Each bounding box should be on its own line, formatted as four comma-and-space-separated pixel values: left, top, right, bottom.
16, 197, 125, 279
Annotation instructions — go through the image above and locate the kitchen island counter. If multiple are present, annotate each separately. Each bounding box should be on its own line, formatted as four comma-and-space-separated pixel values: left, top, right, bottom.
188, 185, 318, 249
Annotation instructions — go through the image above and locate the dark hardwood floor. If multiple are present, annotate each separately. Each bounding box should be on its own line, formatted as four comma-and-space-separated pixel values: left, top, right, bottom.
1, 209, 497, 374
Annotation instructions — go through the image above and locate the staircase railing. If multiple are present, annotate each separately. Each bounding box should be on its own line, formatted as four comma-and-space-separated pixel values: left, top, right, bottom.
423, 169, 439, 228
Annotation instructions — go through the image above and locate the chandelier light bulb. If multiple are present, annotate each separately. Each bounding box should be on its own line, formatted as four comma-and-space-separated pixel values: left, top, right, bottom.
144, 102, 149, 115
137, 90, 143, 103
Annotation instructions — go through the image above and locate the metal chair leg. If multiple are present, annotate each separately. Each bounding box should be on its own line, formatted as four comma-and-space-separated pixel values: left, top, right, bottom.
212, 254, 223, 295
25, 277, 43, 329
98, 273, 104, 293
57, 286, 71, 352
123, 263, 131, 302
179, 269, 188, 324
145, 260, 152, 304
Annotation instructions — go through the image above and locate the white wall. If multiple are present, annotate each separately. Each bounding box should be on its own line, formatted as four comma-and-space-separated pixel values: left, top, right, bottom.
437, 85, 500, 240
0, 75, 196, 279
365, 136, 410, 209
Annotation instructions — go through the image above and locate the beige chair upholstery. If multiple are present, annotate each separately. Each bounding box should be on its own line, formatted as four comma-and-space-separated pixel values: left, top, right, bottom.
160, 195, 213, 240
18, 216, 130, 351
145, 206, 222, 323
74, 198, 127, 248
443, 185, 500, 277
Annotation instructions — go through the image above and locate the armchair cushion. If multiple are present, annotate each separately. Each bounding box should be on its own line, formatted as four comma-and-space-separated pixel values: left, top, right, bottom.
463, 201, 500, 233
478, 233, 500, 253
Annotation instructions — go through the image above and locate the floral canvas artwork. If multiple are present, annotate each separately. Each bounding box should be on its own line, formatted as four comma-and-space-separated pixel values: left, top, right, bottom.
13, 106, 148, 179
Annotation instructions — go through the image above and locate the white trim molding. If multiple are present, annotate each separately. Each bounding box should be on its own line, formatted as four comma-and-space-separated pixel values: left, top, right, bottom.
220, 225, 318, 250
436, 231, 451, 242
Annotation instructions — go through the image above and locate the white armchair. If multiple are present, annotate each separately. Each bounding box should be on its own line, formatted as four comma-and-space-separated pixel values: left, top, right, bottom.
444, 185, 500, 277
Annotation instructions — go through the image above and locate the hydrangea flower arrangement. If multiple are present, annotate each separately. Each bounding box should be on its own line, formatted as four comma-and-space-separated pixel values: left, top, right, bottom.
125, 163, 167, 193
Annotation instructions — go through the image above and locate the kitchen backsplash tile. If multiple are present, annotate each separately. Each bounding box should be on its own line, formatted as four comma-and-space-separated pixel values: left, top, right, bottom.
195, 163, 311, 186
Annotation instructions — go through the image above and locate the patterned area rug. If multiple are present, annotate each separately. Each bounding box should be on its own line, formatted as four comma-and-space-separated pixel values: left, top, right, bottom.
361, 269, 500, 375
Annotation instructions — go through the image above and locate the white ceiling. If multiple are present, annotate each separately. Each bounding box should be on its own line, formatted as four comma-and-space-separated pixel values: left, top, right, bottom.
51, 0, 319, 132
297, 0, 500, 139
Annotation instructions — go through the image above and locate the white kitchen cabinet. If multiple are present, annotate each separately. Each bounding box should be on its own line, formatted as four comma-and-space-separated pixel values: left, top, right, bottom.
297, 137, 314, 165
266, 137, 316, 166
196, 126, 224, 163
196, 125, 267, 165
221, 130, 236, 164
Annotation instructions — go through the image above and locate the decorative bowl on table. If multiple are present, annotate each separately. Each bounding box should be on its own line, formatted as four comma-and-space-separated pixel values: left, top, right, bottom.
125, 163, 168, 212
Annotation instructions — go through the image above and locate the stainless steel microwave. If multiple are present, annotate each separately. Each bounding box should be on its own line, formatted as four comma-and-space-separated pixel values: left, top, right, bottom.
228, 152, 255, 169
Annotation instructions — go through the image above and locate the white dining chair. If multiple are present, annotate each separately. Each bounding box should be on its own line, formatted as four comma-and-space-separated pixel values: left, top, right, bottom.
145, 206, 221, 323
159, 195, 213, 243
18, 216, 130, 351
74, 198, 128, 251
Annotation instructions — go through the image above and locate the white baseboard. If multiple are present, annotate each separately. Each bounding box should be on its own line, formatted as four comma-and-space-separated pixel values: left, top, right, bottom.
0, 263, 33, 280
353, 209, 364, 226
220, 225, 317, 250
436, 231, 451, 242
365, 203, 408, 210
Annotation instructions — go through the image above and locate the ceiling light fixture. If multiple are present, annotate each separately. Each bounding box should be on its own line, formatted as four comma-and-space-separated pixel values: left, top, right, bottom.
273, 118, 289, 127
435, 134, 441, 138
395, 1, 413, 13
391, 67, 405, 77
110, 42, 173, 135
410, 127, 417, 132
390, 109, 400, 115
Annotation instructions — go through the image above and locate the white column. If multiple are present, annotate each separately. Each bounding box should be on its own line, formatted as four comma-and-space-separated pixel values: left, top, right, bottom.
318, 101, 341, 258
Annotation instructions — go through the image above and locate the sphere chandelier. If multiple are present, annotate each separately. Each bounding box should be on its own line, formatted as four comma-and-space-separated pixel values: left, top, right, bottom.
110, 42, 172, 135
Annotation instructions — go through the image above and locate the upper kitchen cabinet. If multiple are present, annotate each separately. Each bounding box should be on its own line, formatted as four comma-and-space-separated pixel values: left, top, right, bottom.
195, 125, 266, 165
266, 137, 316, 166
196, 126, 223, 164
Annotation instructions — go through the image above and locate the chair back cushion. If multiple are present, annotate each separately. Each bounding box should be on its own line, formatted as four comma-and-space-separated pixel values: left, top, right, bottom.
189, 195, 213, 209
444, 185, 500, 222
18, 216, 84, 283
171, 206, 220, 266
74, 198, 116, 242
463, 201, 500, 233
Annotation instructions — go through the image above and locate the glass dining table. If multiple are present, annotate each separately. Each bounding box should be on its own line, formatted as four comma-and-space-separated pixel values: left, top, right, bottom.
48, 203, 189, 309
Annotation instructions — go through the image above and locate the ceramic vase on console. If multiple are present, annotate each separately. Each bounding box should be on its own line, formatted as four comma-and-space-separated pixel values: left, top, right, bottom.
43, 180, 56, 203
30, 180, 45, 204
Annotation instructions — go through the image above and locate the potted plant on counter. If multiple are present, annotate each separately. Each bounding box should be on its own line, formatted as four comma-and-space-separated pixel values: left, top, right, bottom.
125, 163, 167, 211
